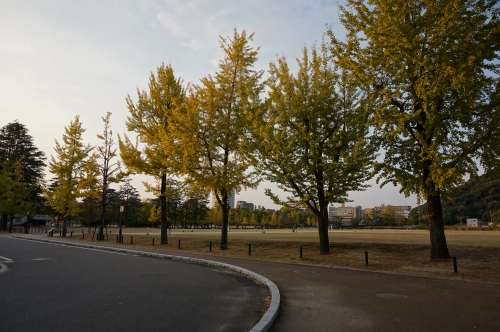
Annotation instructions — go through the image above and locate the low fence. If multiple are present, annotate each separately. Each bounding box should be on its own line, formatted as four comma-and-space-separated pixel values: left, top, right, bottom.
29, 228, 48, 236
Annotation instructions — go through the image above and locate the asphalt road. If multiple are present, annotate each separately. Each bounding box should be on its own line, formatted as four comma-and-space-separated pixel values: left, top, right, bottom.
0, 236, 268, 332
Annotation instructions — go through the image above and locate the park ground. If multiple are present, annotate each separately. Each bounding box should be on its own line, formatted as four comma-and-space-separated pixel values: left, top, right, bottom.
17, 227, 500, 284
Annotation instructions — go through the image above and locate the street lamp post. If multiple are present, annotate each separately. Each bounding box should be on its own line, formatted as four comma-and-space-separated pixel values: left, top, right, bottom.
119, 205, 124, 243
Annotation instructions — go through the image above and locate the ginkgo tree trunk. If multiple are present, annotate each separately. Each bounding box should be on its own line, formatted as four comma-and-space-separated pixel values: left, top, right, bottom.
167, 29, 262, 250
329, 0, 500, 259
248, 45, 375, 254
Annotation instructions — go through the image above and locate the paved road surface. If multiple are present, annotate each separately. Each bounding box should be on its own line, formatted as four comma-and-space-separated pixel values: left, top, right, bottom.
0, 236, 268, 332
5, 235, 500, 332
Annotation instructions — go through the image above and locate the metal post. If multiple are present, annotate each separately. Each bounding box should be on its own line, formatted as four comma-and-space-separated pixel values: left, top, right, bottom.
249, 244, 251, 256
453, 256, 458, 273
178, 239, 181, 249
209, 242, 212, 252
131, 236, 133, 244
300, 247, 303, 258
365, 251, 369, 265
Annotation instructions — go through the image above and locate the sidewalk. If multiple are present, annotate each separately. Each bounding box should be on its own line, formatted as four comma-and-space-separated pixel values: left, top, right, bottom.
10, 234, 500, 332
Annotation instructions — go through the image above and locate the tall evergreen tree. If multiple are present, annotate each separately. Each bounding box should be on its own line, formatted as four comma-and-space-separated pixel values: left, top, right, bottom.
329, 0, 500, 259
0, 121, 46, 229
0, 160, 34, 232
116, 178, 142, 227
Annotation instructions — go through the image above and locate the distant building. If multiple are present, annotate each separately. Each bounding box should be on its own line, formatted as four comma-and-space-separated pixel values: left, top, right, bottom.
236, 201, 254, 210
329, 204, 363, 224
31, 215, 54, 226
211, 191, 236, 209
466, 218, 482, 227
363, 204, 412, 218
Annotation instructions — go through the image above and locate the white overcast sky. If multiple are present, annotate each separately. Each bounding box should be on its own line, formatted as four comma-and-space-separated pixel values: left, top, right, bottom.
0, 0, 418, 210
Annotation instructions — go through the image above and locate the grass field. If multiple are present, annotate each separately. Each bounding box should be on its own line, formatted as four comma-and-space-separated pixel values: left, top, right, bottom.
41, 227, 500, 283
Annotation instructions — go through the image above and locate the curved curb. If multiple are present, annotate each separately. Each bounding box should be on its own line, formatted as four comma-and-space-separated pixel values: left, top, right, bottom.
11, 236, 279, 332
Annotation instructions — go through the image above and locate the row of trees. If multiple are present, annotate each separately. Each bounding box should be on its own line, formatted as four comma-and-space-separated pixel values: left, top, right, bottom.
43, 113, 125, 239
2, 1, 499, 260
119, 0, 500, 259
119, 31, 374, 253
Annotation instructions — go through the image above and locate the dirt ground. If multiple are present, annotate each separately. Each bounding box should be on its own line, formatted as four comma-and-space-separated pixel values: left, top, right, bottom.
42, 227, 500, 283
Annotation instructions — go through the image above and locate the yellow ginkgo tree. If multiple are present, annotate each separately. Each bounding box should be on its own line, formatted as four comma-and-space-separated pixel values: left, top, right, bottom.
45, 116, 93, 237
119, 64, 184, 244
329, 0, 500, 259
248, 45, 375, 254
167, 30, 263, 250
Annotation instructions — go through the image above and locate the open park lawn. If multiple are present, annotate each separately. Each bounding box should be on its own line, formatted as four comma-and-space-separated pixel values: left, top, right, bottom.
47, 228, 500, 283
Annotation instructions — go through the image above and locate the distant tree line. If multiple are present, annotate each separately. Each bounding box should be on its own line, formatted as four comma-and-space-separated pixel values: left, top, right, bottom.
409, 174, 500, 226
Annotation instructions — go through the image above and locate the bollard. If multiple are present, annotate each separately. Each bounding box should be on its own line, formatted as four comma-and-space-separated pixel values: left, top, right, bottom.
152, 238, 155, 245
178, 239, 181, 249
131, 236, 133, 244
82, 233, 84, 240
453, 256, 458, 273
209, 242, 212, 252
116, 235, 119, 242
121, 235, 124, 243
300, 247, 303, 258
70, 231, 73, 238
365, 251, 369, 265
249, 244, 252, 256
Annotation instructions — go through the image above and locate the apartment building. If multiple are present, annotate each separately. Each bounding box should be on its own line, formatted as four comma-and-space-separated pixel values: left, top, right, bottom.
364, 204, 412, 218
236, 201, 254, 210
329, 204, 363, 223
211, 191, 236, 209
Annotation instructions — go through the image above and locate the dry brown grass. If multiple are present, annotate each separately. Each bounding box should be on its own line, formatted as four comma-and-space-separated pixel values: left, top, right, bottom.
58, 228, 500, 283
